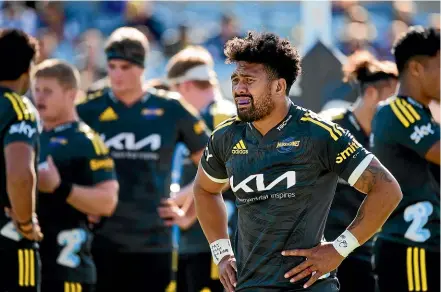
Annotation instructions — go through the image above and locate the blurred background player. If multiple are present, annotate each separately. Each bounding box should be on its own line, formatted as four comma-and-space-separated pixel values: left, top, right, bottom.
0, 28, 43, 292
158, 46, 236, 292
371, 26, 440, 292
32, 59, 119, 292
321, 50, 398, 292
77, 27, 210, 292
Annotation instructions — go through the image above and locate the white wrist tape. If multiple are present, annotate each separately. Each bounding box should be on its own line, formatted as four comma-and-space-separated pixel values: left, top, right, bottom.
332, 230, 360, 258
210, 239, 234, 265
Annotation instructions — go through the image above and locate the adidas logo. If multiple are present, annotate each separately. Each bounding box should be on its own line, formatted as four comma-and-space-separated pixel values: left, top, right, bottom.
99, 107, 118, 121
232, 140, 248, 154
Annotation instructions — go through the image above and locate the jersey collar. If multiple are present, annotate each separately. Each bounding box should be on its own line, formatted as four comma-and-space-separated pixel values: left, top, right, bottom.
109, 89, 151, 104
398, 95, 425, 109
49, 121, 77, 133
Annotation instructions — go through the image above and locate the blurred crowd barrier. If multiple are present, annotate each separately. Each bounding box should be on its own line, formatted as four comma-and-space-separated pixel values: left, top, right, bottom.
1, 1, 439, 110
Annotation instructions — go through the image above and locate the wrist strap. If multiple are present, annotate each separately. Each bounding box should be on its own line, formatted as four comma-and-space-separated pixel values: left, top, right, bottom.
54, 181, 73, 202
16, 216, 37, 234
332, 230, 360, 258
210, 239, 234, 265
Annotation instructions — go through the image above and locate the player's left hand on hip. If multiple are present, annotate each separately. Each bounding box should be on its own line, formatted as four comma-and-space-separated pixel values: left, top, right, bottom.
157, 199, 194, 230
282, 242, 344, 288
37, 156, 61, 193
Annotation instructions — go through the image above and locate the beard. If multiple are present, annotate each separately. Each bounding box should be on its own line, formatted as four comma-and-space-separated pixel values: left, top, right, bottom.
236, 90, 275, 122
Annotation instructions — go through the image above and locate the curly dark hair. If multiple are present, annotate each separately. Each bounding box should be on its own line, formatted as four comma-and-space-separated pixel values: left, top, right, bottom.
224, 31, 301, 94
392, 26, 440, 74
0, 29, 39, 81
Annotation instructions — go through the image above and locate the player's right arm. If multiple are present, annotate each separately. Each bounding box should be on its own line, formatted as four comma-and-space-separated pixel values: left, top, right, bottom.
194, 124, 237, 292
3, 95, 42, 240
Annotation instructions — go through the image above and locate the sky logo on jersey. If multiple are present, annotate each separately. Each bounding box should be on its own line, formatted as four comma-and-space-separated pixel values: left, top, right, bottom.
336, 140, 361, 164
49, 137, 68, 147
276, 137, 300, 153
99, 107, 118, 121
410, 123, 434, 144
232, 140, 248, 154
142, 108, 164, 120
8, 121, 36, 138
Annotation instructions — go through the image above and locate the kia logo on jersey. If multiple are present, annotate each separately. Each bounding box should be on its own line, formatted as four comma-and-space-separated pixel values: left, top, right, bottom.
103, 133, 161, 151
230, 171, 297, 193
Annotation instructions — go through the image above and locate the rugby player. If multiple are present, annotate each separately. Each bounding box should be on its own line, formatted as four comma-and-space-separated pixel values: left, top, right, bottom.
0, 28, 42, 292
321, 50, 398, 292
194, 31, 403, 292
159, 46, 236, 292
371, 26, 440, 292
32, 59, 118, 292
77, 27, 209, 292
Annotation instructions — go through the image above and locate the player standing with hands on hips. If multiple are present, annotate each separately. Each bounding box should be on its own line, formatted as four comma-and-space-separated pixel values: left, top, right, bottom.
194, 31, 403, 292
0, 28, 43, 292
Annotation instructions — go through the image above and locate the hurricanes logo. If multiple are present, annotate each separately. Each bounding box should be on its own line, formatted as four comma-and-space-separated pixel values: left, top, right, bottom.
335, 140, 361, 164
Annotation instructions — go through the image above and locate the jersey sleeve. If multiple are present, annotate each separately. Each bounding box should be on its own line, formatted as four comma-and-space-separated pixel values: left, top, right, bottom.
3, 93, 39, 147
81, 134, 117, 184
175, 99, 210, 154
307, 113, 373, 186
386, 99, 439, 157
200, 133, 229, 184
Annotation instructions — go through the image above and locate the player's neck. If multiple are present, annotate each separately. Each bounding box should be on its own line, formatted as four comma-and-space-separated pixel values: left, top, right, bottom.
43, 112, 78, 131
0, 80, 23, 94
398, 78, 431, 107
252, 97, 290, 136
352, 102, 374, 135
113, 85, 145, 107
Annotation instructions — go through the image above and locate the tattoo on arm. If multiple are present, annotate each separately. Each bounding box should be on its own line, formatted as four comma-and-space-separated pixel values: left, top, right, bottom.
348, 202, 366, 231
354, 159, 393, 194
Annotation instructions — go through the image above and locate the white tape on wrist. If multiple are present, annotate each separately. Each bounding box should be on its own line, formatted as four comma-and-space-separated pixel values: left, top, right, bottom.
210, 239, 234, 265
332, 230, 360, 258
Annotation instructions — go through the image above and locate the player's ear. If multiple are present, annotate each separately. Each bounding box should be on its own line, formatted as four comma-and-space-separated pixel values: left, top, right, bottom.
68, 88, 79, 102
408, 60, 423, 78
273, 78, 286, 96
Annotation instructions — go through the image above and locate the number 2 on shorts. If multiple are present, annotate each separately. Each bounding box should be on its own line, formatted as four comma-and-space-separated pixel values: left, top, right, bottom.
57, 228, 87, 268
404, 201, 433, 242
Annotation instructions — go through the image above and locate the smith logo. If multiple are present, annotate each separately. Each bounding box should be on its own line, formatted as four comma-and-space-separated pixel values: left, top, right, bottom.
103, 133, 161, 151
232, 140, 248, 154
8, 121, 36, 138
410, 123, 434, 144
231, 171, 296, 193
276, 141, 300, 148
90, 158, 114, 171
336, 140, 361, 164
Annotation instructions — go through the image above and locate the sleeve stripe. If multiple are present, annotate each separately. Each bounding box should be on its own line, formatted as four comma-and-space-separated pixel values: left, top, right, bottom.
348, 154, 374, 186
13, 93, 30, 121
401, 100, 421, 121
396, 99, 416, 124
15, 93, 35, 122
4, 93, 24, 120
90, 135, 109, 156
300, 117, 340, 141
390, 101, 410, 128
201, 165, 229, 184
212, 121, 234, 136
